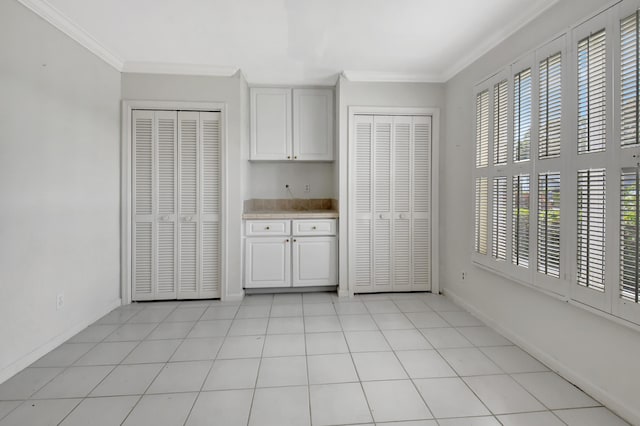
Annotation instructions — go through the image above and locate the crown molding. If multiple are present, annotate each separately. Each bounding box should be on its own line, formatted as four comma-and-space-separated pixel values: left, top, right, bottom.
122, 62, 240, 77
342, 70, 444, 84
440, 0, 560, 82
16, 0, 123, 71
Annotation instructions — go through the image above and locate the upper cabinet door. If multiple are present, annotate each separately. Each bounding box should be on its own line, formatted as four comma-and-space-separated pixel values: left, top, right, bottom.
293, 89, 334, 161
250, 88, 292, 160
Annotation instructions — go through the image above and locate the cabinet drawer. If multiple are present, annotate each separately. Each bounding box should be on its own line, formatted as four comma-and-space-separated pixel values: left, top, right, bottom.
245, 220, 290, 236
292, 219, 336, 236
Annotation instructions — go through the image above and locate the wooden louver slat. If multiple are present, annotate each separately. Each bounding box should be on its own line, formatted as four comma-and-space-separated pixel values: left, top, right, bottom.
494, 80, 508, 165
577, 168, 606, 291
512, 174, 530, 267
475, 177, 488, 255
620, 168, 639, 303
539, 53, 562, 159
537, 172, 561, 277
621, 12, 640, 148
476, 90, 489, 168
514, 68, 532, 162
578, 29, 607, 154
492, 177, 507, 260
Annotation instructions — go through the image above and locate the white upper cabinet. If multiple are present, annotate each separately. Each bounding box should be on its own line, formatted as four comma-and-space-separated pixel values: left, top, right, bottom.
250, 88, 292, 160
250, 87, 334, 161
293, 89, 334, 161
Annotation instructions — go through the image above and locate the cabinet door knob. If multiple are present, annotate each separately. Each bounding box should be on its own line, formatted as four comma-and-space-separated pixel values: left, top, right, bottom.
293, 239, 297, 242
294, 156, 298, 159
265, 226, 270, 230
379, 213, 383, 219
312, 226, 317, 230
287, 156, 291, 159
285, 239, 289, 243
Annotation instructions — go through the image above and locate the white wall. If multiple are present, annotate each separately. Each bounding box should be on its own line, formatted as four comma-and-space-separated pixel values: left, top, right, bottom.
121, 72, 245, 300
248, 162, 335, 199
337, 77, 446, 295
0, 0, 122, 383
442, 0, 640, 424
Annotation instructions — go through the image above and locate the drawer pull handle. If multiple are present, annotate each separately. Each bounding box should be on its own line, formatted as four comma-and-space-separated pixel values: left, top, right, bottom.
265, 226, 270, 230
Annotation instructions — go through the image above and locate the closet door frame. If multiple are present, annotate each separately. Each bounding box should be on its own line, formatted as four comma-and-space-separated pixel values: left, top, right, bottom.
121, 100, 227, 304
347, 106, 440, 297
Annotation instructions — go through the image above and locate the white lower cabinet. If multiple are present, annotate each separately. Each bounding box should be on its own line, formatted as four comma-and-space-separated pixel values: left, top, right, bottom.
292, 237, 337, 287
244, 219, 337, 288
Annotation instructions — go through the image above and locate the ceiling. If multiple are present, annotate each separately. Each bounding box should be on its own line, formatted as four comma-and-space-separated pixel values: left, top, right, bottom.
23, 0, 559, 85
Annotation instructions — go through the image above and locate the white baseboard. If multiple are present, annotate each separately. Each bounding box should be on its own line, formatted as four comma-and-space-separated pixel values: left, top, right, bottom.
0, 297, 122, 385
443, 288, 640, 426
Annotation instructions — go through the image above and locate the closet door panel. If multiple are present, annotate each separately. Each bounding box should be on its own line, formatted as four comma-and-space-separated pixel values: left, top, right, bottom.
133, 110, 155, 300
393, 117, 412, 290
353, 116, 374, 292
373, 116, 393, 290
412, 116, 432, 290
200, 112, 222, 297
155, 111, 178, 298
178, 111, 200, 299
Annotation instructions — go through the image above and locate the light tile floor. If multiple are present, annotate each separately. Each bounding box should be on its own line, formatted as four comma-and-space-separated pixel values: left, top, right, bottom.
0, 292, 631, 426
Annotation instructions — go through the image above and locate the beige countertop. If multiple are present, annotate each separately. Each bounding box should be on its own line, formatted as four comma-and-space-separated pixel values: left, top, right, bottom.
242, 209, 339, 219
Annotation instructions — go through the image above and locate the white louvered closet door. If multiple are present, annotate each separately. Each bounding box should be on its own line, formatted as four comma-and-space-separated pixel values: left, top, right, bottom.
373, 116, 393, 291
133, 110, 221, 301
351, 114, 432, 293
411, 116, 431, 291
133, 110, 178, 300
353, 115, 374, 293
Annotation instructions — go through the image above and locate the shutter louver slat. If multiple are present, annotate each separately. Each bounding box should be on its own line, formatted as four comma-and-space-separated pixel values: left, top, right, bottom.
413, 121, 431, 213
413, 218, 430, 288
394, 220, 410, 285
578, 29, 607, 154
157, 222, 175, 294
394, 123, 411, 212
512, 174, 530, 267
514, 69, 532, 162
202, 116, 220, 215
180, 119, 198, 215
201, 222, 220, 293
134, 223, 153, 295
494, 81, 508, 165
375, 122, 392, 213
180, 222, 198, 293
134, 117, 153, 215
475, 177, 488, 255
620, 168, 639, 303
492, 177, 507, 260
354, 116, 373, 290
356, 122, 372, 214
539, 53, 562, 159
374, 220, 391, 288
537, 173, 561, 277
355, 220, 371, 289
476, 90, 489, 168
577, 168, 606, 291
621, 12, 640, 148
158, 118, 176, 215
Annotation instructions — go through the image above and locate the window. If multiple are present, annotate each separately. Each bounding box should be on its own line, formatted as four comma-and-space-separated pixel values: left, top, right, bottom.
494, 80, 508, 165
538, 173, 561, 277
577, 169, 606, 292
514, 68, 532, 162
475, 177, 488, 255
620, 168, 639, 303
577, 30, 606, 154
492, 177, 507, 260
620, 12, 640, 148
512, 174, 530, 267
476, 90, 489, 168
539, 53, 562, 159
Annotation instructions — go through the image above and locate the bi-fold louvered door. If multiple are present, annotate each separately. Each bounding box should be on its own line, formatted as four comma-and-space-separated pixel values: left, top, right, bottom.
352, 114, 432, 293
132, 110, 221, 300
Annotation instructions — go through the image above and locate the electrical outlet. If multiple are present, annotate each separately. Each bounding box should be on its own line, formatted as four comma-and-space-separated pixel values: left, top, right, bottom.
461, 271, 466, 281
304, 184, 311, 193
56, 293, 64, 310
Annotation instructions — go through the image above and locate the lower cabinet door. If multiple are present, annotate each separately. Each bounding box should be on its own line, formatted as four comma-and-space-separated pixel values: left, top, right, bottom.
245, 237, 291, 288
292, 237, 337, 287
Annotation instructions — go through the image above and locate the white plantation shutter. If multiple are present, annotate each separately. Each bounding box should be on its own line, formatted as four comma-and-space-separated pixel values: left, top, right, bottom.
354, 116, 373, 291
577, 169, 606, 291
492, 177, 507, 260
476, 90, 489, 168
620, 168, 639, 303
373, 116, 392, 290
539, 53, 562, 158
200, 112, 221, 297
512, 174, 530, 267
621, 12, 640, 148
578, 29, 607, 154
537, 172, 561, 277
412, 116, 431, 290
494, 80, 508, 165
514, 68, 532, 162
475, 177, 488, 255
